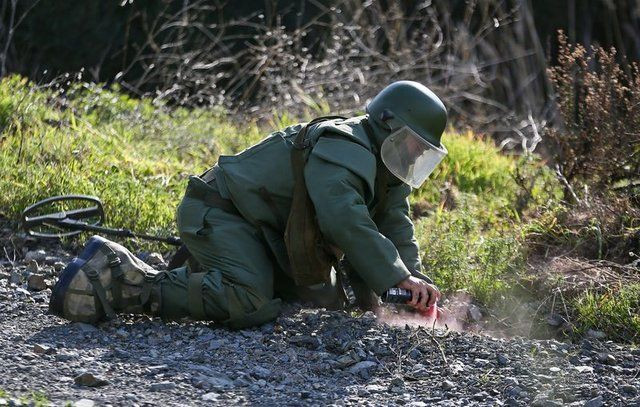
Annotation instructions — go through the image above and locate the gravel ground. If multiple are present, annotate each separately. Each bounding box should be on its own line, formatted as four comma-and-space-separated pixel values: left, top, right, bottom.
1, 241, 639, 406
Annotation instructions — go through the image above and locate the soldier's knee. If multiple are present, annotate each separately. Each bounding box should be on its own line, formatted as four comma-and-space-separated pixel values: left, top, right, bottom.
221, 284, 281, 329
188, 272, 281, 329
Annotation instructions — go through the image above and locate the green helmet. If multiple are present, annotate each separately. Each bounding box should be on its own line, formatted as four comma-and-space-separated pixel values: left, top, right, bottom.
366, 81, 448, 188
366, 80, 447, 147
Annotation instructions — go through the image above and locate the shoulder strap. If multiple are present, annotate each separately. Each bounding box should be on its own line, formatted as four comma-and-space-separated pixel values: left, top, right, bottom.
361, 118, 390, 220
293, 115, 348, 150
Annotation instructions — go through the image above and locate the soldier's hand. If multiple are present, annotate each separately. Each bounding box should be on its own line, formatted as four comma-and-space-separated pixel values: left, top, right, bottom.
396, 276, 441, 311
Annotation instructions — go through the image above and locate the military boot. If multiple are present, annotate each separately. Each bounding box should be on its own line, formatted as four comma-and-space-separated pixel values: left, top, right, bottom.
49, 235, 162, 323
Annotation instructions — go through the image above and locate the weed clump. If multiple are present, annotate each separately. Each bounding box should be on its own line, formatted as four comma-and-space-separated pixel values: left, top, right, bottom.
547, 31, 640, 195
573, 284, 640, 343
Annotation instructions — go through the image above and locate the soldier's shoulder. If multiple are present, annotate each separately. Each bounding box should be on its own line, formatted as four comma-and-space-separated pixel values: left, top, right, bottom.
314, 116, 373, 150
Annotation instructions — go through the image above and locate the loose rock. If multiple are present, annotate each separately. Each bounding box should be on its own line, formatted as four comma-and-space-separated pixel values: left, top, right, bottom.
24, 250, 46, 262
348, 361, 377, 375
25, 260, 39, 274
149, 381, 176, 391
584, 395, 604, 407
27, 274, 47, 291
620, 384, 638, 396
202, 392, 219, 401
9, 271, 21, 285
74, 372, 109, 387
32, 343, 55, 355
497, 353, 510, 366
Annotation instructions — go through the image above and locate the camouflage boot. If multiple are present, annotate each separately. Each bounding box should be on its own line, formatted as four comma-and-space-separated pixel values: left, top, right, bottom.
49, 235, 162, 323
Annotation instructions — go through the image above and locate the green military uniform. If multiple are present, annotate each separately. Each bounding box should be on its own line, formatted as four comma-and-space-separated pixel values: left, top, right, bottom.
49, 81, 448, 328
159, 116, 426, 329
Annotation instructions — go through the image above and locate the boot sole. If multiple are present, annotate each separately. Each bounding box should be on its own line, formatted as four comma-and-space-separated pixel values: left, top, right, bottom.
49, 235, 109, 319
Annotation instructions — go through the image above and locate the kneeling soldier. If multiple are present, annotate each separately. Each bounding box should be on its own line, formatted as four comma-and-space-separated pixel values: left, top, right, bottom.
50, 80, 447, 329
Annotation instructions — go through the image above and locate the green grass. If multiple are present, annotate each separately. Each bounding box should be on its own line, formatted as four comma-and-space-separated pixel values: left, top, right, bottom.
0, 389, 50, 406
0, 75, 264, 242
415, 207, 524, 306
573, 284, 640, 343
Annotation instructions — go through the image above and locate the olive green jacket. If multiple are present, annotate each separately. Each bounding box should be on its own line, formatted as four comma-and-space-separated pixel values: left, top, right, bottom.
212, 116, 423, 295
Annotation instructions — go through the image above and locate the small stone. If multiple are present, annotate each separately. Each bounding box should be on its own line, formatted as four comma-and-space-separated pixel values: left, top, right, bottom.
596, 353, 616, 365
149, 381, 176, 391
25, 260, 40, 273
55, 351, 76, 362
546, 313, 566, 327
53, 261, 66, 272
201, 392, 219, 401
366, 384, 385, 394
33, 343, 55, 355
199, 374, 234, 390
474, 358, 490, 367
336, 354, 356, 368
348, 361, 377, 375
73, 399, 95, 407
584, 395, 604, 407
586, 329, 606, 339
506, 386, 523, 398
115, 329, 129, 339
448, 361, 466, 375
441, 380, 456, 390
25, 249, 46, 262
74, 372, 109, 387
504, 377, 519, 387
288, 335, 321, 349
390, 376, 405, 388
409, 348, 422, 360
9, 271, 21, 285
548, 367, 561, 373
252, 366, 271, 380
620, 384, 638, 396
573, 366, 594, 374
15, 287, 31, 297
27, 274, 47, 291
497, 354, 510, 366
467, 304, 483, 322
146, 252, 165, 266
207, 340, 223, 351
473, 391, 489, 401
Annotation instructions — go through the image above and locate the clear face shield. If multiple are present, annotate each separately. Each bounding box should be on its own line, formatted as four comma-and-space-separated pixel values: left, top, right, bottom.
380, 126, 447, 188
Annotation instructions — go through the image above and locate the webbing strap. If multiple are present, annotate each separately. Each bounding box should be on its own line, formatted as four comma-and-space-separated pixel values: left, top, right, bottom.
84, 267, 116, 319
187, 272, 207, 320
139, 273, 155, 305
258, 187, 285, 226
361, 118, 390, 219
292, 115, 348, 149
184, 186, 240, 215
99, 245, 124, 310
224, 284, 245, 323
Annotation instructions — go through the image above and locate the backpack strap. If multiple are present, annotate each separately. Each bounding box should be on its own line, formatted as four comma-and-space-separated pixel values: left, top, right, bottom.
292, 115, 348, 149
285, 115, 346, 286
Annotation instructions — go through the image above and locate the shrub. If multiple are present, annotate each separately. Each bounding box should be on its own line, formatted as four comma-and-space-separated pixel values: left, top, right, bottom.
547, 32, 640, 195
